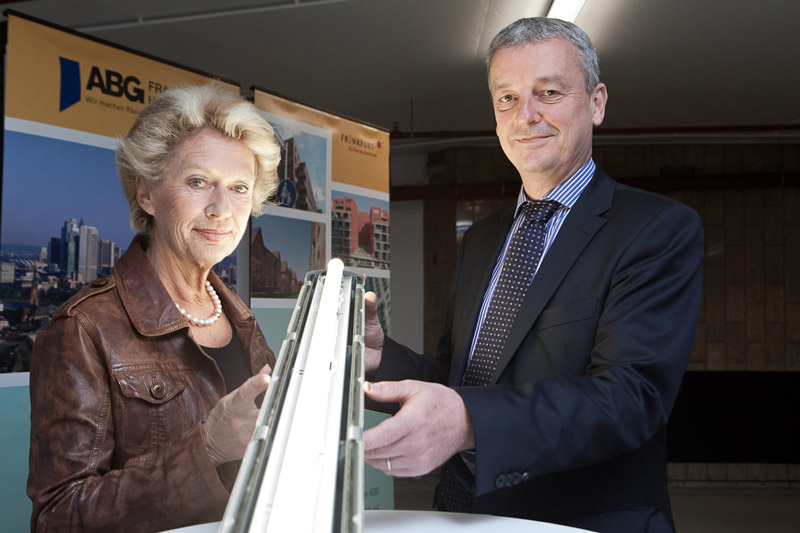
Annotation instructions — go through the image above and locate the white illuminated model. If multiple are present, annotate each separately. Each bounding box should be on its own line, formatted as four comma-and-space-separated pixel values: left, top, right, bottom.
220, 259, 366, 533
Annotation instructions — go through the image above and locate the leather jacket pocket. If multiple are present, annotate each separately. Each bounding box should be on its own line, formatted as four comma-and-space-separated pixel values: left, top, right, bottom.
115, 370, 188, 452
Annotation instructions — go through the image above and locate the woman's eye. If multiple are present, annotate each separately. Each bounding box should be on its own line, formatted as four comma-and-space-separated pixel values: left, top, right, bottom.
189, 177, 205, 188
233, 184, 249, 194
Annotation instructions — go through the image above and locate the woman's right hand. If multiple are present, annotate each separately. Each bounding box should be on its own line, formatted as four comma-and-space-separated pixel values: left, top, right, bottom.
200, 364, 272, 466
364, 291, 384, 379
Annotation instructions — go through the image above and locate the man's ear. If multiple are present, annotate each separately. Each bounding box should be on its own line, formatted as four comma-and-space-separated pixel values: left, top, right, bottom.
136, 178, 155, 216
591, 83, 608, 127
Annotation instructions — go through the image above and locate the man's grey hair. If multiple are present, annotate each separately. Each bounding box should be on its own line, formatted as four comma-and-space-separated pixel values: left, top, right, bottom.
487, 17, 600, 94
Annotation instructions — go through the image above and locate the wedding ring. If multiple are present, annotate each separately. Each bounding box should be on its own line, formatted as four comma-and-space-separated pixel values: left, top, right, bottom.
386, 458, 392, 472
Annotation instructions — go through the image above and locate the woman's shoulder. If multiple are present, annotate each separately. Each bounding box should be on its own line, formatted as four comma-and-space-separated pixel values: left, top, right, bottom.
33, 277, 122, 362
51, 276, 120, 322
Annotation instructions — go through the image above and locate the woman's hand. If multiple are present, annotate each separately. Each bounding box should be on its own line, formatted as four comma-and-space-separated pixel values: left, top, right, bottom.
200, 364, 272, 466
364, 291, 384, 379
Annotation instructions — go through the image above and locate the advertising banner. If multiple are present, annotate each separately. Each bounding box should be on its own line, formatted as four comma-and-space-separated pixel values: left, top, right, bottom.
5, 13, 234, 136
1, 15, 235, 529
1, 13, 237, 378
251, 89, 391, 336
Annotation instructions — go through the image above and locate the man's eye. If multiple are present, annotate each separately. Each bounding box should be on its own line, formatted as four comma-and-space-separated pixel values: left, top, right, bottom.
541, 89, 561, 99
498, 94, 515, 104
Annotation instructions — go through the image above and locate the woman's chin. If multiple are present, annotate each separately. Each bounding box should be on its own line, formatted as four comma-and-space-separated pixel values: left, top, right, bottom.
185, 244, 236, 269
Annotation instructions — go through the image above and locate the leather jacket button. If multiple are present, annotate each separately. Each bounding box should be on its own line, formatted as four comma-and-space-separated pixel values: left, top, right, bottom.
150, 383, 166, 399
91, 278, 108, 287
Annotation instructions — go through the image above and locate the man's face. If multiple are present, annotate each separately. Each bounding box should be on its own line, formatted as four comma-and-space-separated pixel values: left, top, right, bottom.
489, 38, 607, 195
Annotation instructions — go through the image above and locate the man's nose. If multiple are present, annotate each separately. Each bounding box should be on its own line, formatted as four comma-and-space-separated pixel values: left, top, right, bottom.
516, 94, 542, 125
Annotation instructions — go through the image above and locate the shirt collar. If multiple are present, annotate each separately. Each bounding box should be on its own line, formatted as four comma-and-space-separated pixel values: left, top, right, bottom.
514, 158, 596, 218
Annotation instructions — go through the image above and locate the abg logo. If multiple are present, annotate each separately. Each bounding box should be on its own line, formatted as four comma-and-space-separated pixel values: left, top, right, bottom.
59, 56, 145, 111
59, 57, 81, 111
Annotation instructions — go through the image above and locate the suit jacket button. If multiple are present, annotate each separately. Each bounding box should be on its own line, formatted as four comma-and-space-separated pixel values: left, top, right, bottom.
495, 474, 506, 488
512, 472, 522, 484
521, 472, 530, 482
151, 383, 166, 399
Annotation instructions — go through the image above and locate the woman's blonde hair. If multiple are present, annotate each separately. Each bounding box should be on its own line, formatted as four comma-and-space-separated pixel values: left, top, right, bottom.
116, 83, 281, 233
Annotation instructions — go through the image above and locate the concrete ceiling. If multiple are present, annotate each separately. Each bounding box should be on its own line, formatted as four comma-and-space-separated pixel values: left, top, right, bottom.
2, 0, 799, 138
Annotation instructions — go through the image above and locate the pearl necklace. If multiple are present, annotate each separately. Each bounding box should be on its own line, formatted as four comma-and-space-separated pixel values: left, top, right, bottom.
175, 280, 222, 327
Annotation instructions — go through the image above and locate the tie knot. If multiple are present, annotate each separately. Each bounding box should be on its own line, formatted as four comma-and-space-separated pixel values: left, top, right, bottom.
520, 199, 560, 225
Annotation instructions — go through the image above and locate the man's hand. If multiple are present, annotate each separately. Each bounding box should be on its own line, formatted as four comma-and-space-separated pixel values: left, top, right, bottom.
363, 380, 475, 477
201, 364, 272, 466
364, 291, 384, 378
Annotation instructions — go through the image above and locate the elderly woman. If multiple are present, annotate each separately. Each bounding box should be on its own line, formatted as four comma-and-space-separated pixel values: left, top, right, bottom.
27, 84, 281, 532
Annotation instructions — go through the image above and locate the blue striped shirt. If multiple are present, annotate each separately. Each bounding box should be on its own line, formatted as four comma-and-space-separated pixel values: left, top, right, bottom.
464, 158, 596, 373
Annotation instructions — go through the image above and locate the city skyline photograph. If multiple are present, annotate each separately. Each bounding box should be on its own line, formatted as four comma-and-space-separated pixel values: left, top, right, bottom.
1, 130, 134, 374
1, 131, 134, 253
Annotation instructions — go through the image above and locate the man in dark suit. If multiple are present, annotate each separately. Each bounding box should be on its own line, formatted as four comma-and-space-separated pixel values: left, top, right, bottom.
362, 17, 703, 532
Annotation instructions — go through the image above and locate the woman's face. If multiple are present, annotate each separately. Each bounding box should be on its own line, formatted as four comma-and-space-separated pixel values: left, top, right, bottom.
139, 128, 256, 271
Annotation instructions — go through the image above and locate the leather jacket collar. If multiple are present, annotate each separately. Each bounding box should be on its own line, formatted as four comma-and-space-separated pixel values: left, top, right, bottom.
113, 234, 254, 337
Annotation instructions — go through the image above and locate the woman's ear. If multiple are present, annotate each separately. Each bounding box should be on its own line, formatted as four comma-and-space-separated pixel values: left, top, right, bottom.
136, 178, 155, 216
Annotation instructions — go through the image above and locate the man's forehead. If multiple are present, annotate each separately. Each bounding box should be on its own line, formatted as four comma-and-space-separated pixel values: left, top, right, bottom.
489, 39, 581, 87
490, 74, 571, 92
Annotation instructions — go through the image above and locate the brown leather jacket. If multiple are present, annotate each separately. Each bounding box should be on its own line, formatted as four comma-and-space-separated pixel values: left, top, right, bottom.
28, 235, 275, 532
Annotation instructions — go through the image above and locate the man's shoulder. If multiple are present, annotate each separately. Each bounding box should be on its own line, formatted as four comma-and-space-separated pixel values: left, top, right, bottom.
588, 169, 699, 223
611, 181, 699, 222
590, 168, 684, 208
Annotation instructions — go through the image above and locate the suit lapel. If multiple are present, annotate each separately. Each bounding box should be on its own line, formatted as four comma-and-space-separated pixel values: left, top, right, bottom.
449, 205, 515, 384
490, 170, 616, 383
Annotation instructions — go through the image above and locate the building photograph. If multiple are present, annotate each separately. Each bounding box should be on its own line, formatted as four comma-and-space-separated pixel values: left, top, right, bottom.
331, 191, 390, 270
250, 215, 326, 299
265, 113, 329, 215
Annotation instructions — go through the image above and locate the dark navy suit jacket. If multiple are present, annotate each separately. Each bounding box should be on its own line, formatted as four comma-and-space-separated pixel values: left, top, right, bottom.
375, 168, 704, 532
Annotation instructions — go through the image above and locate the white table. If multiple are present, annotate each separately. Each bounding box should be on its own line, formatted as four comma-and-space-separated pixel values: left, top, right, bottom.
162, 510, 593, 532
364, 510, 593, 532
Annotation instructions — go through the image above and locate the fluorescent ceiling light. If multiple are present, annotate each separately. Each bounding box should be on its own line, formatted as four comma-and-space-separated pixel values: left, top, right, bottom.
546, 0, 587, 22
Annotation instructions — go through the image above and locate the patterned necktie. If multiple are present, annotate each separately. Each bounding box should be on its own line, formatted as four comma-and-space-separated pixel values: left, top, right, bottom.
438, 199, 560, 513
463, 199, 560, 386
